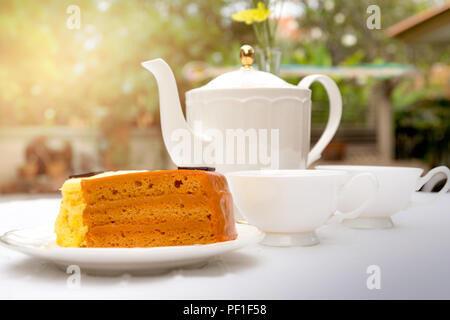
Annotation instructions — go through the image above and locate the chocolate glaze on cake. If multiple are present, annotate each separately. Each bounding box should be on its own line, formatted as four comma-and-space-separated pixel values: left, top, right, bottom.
69, 171, 105, 179
177, 167, 215, 172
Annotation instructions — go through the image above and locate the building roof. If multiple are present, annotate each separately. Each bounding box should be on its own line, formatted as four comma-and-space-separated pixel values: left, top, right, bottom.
182, 62, 415, 82
386, 2, 450, 43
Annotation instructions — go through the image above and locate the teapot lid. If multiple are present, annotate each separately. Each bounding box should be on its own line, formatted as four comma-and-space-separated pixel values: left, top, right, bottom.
193, 45, 295, 90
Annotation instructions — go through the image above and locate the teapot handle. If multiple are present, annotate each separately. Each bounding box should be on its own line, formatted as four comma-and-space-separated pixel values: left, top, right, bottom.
297, 75, 342, 167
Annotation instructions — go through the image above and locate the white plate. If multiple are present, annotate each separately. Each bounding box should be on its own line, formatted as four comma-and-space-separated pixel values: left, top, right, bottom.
0, 224, 263, 275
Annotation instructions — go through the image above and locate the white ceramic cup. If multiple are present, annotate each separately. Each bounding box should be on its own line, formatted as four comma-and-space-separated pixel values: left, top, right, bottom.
226, 170, 378, 246
316, 165, 450, 229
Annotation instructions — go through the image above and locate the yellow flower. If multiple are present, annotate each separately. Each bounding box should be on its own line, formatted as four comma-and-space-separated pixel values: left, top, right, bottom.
232, 2, 272, 25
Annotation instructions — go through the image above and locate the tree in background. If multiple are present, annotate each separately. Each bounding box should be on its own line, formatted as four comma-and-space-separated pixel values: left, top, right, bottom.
289, 0, 448, 65
285, 0, 449, 166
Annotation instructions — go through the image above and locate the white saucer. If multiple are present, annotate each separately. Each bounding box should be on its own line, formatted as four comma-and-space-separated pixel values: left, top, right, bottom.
262, 231, 320, 247
0, 224, 263, 275
343, 217, 394, 229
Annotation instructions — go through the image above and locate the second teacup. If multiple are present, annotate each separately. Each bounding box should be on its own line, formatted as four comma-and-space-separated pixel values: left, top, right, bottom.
316, 165, 450, 229
226, 170, 378, 246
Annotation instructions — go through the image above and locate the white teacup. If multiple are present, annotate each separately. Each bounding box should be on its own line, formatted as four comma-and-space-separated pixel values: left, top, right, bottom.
316, 165, 450, 229
226, 170, 378, 246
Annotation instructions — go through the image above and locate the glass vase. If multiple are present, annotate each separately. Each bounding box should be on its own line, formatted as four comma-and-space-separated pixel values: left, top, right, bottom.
255, 47, 282, 75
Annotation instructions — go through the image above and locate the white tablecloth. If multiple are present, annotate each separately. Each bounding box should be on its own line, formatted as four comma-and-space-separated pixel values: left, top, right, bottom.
0, 193, 449, 299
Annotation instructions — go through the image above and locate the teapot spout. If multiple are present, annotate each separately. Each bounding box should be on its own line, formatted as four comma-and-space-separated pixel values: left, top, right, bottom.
142, 58, 200, 166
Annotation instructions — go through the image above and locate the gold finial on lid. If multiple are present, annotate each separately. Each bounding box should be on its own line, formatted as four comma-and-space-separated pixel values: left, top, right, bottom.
240, 45, 254, 70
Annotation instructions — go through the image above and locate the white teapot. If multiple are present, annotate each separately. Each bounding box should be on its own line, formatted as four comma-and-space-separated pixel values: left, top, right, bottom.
142, 45, 342, 173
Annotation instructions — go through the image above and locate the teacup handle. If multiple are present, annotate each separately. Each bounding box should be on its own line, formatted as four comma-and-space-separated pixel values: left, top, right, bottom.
407, 166, 450, 208
327, 173, 379, 224
297, 75, 342, 167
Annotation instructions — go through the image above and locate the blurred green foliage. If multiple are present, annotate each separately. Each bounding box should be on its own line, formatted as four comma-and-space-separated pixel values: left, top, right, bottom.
0, 0, 250, 127
0, 0, 448, 167
288, 0, 448, 65
395, 97, 449, 167
393, 80, 450, 166
278, 0, 449, 166
280, 0, 449, 127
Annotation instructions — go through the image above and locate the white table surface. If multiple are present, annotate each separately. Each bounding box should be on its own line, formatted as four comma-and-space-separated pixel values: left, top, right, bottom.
0, 193, 449, 300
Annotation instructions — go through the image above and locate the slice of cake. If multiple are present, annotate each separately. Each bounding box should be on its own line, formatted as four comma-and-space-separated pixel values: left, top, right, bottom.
54, 170, 237, 247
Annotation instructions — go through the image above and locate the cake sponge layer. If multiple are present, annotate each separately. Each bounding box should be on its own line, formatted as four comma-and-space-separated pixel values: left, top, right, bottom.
54, 178, 88, 247
54, 170, 237, 247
